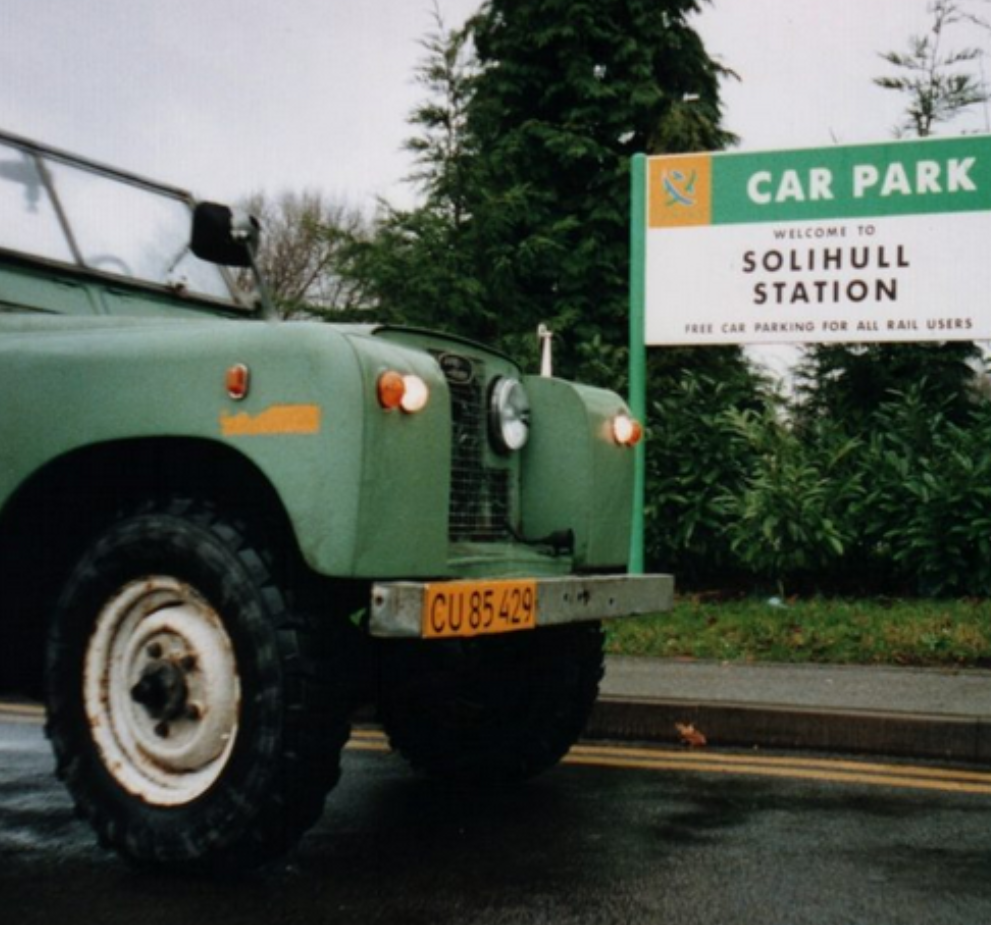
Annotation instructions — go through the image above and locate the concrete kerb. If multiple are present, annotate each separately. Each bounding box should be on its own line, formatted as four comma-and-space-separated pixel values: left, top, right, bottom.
585, 696, 991, 764
585, 656, 991, 764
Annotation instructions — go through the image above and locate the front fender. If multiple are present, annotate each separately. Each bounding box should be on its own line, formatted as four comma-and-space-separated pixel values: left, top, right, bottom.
0, 317, 453, 578
520, 376, 635, 569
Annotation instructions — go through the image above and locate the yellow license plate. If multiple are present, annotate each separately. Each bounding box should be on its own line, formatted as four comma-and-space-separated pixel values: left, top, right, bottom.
423, 580, 537, 639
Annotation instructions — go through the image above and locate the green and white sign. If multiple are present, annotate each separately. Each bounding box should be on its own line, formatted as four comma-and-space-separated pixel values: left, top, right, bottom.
636, 135, 991, 345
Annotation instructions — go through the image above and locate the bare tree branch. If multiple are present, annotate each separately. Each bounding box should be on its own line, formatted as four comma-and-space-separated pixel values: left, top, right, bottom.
237, 190, 372, 319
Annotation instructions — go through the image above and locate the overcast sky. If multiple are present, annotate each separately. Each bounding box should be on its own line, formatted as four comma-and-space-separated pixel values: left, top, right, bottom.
701, 0, 990, 150
4, 0, 989, 207
2, 1, 989, 372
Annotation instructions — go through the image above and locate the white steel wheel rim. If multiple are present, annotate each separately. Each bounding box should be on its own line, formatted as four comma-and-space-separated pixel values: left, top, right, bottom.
83, 577, 241, 806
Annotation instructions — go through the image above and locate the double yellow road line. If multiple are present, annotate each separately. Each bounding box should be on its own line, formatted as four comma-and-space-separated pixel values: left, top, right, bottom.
0, 702, 45, 724
4, 708, 988, 796
348, 728, 991, 796
565, 741, 991, 796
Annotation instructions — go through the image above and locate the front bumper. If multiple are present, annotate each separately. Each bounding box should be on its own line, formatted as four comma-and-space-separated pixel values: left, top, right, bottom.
368, 573, 674, 639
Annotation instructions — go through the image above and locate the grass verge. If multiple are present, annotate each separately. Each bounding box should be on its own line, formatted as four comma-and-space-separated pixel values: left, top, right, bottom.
604, 596, 991, 668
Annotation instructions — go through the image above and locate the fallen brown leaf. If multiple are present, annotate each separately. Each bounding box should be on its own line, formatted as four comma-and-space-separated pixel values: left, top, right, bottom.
675, 722, 707, 748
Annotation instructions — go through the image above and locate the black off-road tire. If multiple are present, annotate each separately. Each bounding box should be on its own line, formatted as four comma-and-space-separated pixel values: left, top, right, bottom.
45, 498, 352, 871
378, 622, 604, 784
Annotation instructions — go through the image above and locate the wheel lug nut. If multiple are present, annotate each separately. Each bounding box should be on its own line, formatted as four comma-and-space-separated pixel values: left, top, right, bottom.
154, 722, 170, 739
147, 643, 163, 659
180, 655, 197, 672
186, 703, 203, 721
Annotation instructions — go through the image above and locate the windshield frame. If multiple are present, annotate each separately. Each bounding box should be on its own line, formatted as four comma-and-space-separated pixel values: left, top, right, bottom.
0, 128, 253, 313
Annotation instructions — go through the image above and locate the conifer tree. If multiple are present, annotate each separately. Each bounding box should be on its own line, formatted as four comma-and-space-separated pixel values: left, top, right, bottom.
463, 0, 735, 378
798, 0, 986, 430
346, 0, 743, 385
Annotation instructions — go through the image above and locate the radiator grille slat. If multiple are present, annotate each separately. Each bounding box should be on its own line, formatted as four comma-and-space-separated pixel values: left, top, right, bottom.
437, 354, 513, 542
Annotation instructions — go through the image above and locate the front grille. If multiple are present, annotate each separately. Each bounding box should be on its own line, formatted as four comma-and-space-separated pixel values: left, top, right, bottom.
436, 353, 513, 542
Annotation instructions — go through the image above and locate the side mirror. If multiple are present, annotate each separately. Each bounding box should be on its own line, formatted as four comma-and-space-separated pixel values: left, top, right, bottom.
190, 201, 260, 268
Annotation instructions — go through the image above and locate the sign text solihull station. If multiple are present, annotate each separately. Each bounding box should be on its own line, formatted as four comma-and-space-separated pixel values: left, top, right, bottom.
641, 136, 991, 345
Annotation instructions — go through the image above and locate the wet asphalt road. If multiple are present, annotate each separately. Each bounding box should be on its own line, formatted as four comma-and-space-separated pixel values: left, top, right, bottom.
2, 715, 990, 925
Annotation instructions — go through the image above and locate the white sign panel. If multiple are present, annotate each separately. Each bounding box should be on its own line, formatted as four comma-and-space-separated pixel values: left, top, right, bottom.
641, 137, 991, 345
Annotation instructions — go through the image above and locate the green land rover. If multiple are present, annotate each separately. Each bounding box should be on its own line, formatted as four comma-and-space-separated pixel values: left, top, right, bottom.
0, 130, 672, 870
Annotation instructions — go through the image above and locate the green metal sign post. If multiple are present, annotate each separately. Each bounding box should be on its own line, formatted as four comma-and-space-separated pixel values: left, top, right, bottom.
628, 153, 648, 574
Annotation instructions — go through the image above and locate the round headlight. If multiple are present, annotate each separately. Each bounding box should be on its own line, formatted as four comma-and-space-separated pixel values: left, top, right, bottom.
489, 377, 531, 453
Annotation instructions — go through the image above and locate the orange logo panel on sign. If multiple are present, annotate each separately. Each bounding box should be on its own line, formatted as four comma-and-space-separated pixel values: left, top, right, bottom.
648, 154, 712, 228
